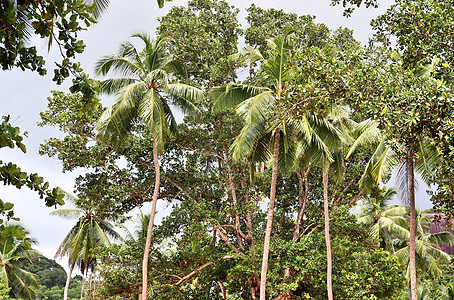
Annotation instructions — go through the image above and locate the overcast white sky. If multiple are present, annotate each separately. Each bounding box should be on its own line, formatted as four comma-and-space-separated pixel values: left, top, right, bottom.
1, 0, 433, 270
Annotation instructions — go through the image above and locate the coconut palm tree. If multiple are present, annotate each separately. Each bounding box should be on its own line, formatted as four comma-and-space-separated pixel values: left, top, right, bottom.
210, 31, 302, 300
0, 223, 39, 299
94, 33, 202, 299
357, 187, 408, 251
393, 209, 452, 282
211, 31, 350, 300
350, 123, 441, 300
50, 190, 121, 300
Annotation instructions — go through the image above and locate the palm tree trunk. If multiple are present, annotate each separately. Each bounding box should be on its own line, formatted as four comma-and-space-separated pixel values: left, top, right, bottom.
80, 275, 85, 299
64, 264, 74, 300
408, 156, 417, 300
259, 129, 280, 300
293, 168, 309, 242
323, 167, 333, 300
141, 137, 161, 300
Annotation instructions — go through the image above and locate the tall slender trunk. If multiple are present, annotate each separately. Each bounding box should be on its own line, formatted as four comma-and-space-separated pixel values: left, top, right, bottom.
64, 264, 75, 300
259, 129, 280, 300
219, 281, 227, 299
141, 137, 161, 300
283, 168, 309, 282
80, 274, 85, 299
293, 168, 309, 242
408, 156, 417, 300
323, 168, 333, 300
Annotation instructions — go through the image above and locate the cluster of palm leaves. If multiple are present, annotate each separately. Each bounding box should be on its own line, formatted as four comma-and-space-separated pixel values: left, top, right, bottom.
358, 187, 452, 286
0, 224, 40, 299
50, 189, 121, 300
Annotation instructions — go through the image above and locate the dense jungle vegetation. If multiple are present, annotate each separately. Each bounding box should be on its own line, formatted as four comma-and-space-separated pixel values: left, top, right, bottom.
2, 0, 454, 299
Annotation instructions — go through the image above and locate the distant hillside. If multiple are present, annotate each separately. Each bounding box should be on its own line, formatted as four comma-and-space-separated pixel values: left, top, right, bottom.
21, 254, 82, 299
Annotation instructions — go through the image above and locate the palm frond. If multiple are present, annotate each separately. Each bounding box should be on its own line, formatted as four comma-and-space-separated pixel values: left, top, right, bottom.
231, 121, 267, 161
346, 119, 381, 159
396, 160, 418, 206
9, 268, 39, 299
138, 89, 169, 153
167, 83, 203, 121
373, 145, 398, 182
236, 91, 275, 125
264, 31, 294, 84
118, 40, 145, 69
210, 84, 268, 113
415, 141, 441, 184
160, 96, 178, 136
100, 78, 138, 95
49, 209, 82, 220
95, 55, 144, 81
230, 45, 264, 64
96, 82, 144, 145
162, 59, 188, 79
330, 149, 345, 184
85, 0, 110, 18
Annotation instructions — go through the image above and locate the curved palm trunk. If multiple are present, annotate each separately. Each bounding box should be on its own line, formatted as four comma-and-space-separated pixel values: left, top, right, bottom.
408, 156, 417, 300
64, 264, 75, 300
323, 168, 333, 300
259, 129, 280, 300
141, 137, 161, 300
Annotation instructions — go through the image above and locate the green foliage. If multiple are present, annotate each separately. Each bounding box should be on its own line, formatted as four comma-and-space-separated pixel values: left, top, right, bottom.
37, 2, 454, 300
51, 191, 122, 276
21, 255, 67, 289
35, 276, 82, 300
94, 33, 203, 151
245, 4, 332, 55
157, 0, 241, 89
393, 209, 452, 281
0, 115, 64, 222
0, 0, 96, 81
270, 208, 405, 299
330, 0, 379, 16
0, 223, 40, 299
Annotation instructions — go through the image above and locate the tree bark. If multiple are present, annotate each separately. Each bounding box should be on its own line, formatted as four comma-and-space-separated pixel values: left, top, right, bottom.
219, 281, 227, 300
293, 168, 310, 242
259, 129, 280, 300
408, 156, 417, 300
64, 264, 74, 300
80, 274, 85, 299
141, 137, 161, 300
323, 168, 333, 300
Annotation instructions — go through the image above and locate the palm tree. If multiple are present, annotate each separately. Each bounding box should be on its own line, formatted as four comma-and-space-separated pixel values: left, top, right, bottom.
440, 282, 454, 300
211, 31, 347, 300
94, 33, 202, 299
401, 283, 432, 300
50, 191, 121, 300
211, 31, 300, 300
357, 187, 408, 251
383, 140, 440, 299
0, 223, 39, 299
350, 122, 440, 300
393, 209, 452, 282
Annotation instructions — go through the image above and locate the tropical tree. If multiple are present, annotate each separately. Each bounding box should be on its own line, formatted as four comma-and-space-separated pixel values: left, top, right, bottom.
50, 190, 121, 300
357, 187, 408, 251
0, 223, 39, 299
367, 2, 454, 297
210, 31, 303, 300
94, 33, 202, 299
393, 209, 452, 282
